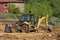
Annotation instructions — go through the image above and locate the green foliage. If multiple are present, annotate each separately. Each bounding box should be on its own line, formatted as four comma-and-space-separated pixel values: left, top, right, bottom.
0, 14, 21, 19
38, 0, 53, 16
25, 0, 53, 17
49, 0, 60, 18
7, 3, 21, 14
25, 0, 60, 18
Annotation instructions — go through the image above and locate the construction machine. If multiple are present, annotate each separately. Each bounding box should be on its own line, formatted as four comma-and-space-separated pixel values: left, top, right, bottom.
10, 14, 52, 33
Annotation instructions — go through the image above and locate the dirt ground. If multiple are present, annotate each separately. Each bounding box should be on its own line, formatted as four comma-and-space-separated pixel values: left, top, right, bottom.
0, 22, 60, 40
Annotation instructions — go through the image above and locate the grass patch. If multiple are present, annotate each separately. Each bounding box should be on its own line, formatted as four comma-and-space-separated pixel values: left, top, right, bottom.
0, 14, 21, 19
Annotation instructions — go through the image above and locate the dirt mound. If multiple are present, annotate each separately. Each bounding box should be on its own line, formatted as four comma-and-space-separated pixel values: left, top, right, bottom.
0, 33, 58, 40
3, 34, 19, 40
51, 26, 60, 34
1, 26, 60, 40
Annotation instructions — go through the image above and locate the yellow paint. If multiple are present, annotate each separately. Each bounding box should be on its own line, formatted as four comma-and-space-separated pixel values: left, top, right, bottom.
35, 15, 48, 29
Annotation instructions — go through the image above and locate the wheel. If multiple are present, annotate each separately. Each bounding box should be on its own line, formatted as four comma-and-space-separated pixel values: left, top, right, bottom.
21, 25, 29, 33
4, 24, 12, 33
12, 24, 18, 32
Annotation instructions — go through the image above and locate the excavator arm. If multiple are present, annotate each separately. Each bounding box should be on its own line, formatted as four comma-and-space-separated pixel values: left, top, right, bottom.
35, 15, 49, 29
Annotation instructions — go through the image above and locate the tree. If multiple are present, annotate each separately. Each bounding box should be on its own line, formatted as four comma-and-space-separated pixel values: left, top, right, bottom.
25, 0, 53, 17
49, 0, 60, 18
38, 0, 53, 16
7, 3, 20, 14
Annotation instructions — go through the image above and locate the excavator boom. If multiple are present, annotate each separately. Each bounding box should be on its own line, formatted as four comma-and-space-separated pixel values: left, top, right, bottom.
35, 15, 49, 29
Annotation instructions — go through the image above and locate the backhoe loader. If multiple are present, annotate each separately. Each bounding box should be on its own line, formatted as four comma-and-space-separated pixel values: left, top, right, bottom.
10, 14, 52, 33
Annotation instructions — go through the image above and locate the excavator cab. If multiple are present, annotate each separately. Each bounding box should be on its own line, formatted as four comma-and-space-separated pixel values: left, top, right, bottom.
20, 14, 34, 24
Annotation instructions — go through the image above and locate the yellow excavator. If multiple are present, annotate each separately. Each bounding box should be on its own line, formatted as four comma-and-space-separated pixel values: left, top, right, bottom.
11, 14, 52, 33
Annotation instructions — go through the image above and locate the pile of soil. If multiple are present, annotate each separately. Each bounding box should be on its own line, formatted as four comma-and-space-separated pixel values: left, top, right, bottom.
0, 33, 59, 40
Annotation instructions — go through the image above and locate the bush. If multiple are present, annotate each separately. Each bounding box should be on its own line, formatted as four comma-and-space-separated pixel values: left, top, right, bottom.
7, 3, 21, 14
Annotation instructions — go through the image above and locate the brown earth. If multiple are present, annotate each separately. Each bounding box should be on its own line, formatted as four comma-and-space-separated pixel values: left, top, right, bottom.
0, 22, 60, 40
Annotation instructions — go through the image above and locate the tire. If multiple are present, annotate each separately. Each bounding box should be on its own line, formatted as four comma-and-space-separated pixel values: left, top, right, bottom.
21, 25, 29, 33
12, 24, 18, 32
